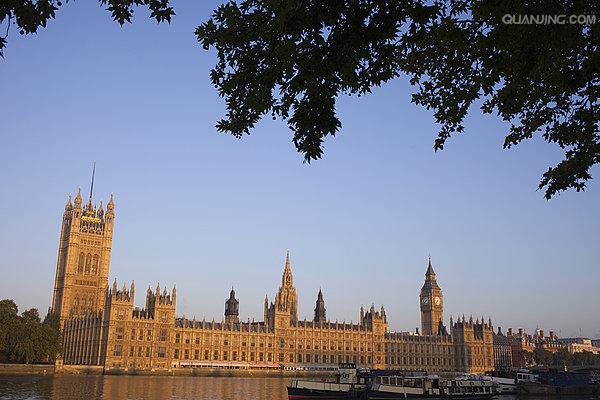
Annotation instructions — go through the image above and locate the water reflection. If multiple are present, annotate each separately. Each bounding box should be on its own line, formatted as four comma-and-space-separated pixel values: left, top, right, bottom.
0, 377, 591, 400
0, 375, 290, 400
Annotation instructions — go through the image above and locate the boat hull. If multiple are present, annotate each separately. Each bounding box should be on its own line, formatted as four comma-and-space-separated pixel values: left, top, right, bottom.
367, 394, 495, 400
518, 382, 600, 396
287, 386, 363, 399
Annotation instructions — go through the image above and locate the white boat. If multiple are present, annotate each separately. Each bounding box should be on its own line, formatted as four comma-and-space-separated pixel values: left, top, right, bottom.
287, 363, 367, 399
489, 369, 538, 394
368, 375, 498, 400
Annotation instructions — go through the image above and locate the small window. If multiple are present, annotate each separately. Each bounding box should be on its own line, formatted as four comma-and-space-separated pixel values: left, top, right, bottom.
77, 253, 85, 273
92, 255, 99, 275
85, 254, 92, 274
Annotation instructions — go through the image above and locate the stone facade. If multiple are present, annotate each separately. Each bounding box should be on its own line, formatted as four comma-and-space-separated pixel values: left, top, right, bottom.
52, 187, 495, 373
51, 189, 114, 325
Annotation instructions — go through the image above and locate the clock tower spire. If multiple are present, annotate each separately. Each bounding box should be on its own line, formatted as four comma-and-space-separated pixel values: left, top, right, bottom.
420, 257, 443, 335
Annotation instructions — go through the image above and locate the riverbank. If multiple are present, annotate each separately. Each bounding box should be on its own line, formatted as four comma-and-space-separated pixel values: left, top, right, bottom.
0, 363, 333, 378
0, 364, 54, 376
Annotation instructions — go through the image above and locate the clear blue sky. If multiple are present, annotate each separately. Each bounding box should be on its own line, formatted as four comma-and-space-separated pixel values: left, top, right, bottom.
0, 1, 598, 338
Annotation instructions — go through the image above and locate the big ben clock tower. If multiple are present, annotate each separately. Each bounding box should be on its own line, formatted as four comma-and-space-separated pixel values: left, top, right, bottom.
420, 257, 443, 335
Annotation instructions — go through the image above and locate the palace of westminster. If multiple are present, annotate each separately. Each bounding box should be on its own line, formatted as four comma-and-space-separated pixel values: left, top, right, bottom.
51, 185, 494, 373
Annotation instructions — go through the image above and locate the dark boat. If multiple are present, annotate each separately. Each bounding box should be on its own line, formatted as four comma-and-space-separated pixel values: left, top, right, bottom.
518, 369, 600, 396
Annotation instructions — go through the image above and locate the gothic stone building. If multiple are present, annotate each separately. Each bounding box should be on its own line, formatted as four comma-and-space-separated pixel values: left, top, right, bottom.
52, 188, 494, 373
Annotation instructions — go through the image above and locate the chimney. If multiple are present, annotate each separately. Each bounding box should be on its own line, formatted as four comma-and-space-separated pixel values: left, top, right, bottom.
539, 329, 545, 339
508, 328, 513, 336
518, 328, 524, 336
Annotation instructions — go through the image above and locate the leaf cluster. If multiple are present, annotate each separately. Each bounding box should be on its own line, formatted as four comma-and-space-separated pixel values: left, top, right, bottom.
197, 0, 599, 198
1, 0, 174, 57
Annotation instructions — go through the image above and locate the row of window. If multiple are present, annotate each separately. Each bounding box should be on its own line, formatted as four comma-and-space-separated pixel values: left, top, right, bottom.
386, 343, 455, 354
173, 349, 376, 365
173, 332, 377, 350
386, 356, 455, 366
111, 344, 381, 366
176, 332, 375, 341
113, 345, 166, 358
115, 328, 168, 342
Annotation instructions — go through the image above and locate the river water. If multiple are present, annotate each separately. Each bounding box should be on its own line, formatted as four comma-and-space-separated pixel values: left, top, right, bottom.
0, 376, 573, 400
0, 375, 289, 400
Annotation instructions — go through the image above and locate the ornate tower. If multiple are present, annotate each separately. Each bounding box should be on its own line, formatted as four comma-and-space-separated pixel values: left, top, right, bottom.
313, 289, 326, 324
273, 251, 298, 328
420, 257, 443, 335
224, 287, 240, 324
51, 169, 115, 325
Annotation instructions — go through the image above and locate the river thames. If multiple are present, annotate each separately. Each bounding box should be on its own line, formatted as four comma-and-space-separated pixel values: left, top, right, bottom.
0, 375, 554, 400
0, 375, 290, 400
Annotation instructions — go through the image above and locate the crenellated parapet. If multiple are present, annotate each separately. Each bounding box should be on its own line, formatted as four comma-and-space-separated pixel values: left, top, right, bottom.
63, 189, 114, 235
145, 283, 176, 307
361, 304, 387, 328
450, 315, 494, 339
107, 279, 135, 303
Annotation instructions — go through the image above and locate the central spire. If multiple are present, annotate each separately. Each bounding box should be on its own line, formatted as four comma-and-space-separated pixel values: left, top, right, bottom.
282, 250, 293, 287
89, 161, 96, 203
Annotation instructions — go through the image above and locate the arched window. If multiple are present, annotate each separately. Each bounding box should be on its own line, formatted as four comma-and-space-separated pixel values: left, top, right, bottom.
92, 255, 99, 275
85, 254, 91, 274
78, 253, 84, 273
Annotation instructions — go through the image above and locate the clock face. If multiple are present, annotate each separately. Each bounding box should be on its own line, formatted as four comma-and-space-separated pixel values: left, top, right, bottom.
421, 297, 430, 306
434, 296, 441, 306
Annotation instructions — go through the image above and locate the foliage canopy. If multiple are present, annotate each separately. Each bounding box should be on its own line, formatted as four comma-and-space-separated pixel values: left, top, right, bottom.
0, 299, 61, 364
2, 1, 598, 199
197, 0, 599, 198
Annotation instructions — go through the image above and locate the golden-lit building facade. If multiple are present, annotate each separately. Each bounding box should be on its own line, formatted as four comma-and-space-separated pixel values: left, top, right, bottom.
52, 188, 494, 373
51, 187, 114, 325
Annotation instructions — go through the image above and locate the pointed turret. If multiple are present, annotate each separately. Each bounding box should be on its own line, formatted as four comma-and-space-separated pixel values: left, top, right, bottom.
97, 201, 104, 219
314, 288, 326, 324
74, 188, 82, 209
106, 194, 115, 216
225, 286, 239, 324
130, 281, 135, 299
282, 251, 293, 287
426, 256, 436, 279
65, 195, 73, 211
